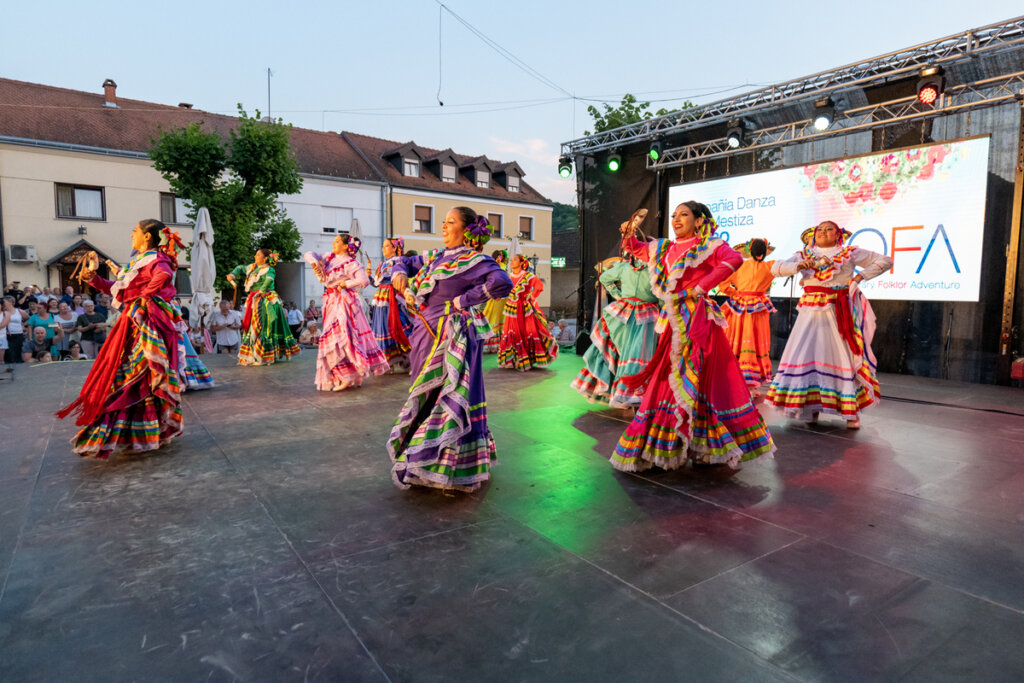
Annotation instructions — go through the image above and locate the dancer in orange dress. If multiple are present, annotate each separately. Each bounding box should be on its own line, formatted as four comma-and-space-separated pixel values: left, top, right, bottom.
719, 238, 776, 394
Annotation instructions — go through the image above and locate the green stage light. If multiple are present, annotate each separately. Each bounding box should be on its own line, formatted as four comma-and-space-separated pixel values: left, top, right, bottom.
648, 141, 662, 162
558, 155, 573, 178
607, 152, 622, 172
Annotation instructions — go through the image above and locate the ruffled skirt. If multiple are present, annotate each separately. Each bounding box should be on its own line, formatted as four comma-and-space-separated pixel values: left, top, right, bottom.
317, 288, 389, 390
572, 297, 659, 408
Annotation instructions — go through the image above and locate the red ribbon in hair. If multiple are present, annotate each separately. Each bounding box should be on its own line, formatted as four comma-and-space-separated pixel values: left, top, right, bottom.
161, 227, 184, 259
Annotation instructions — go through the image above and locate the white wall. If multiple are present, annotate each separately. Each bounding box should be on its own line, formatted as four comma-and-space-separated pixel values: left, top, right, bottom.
278, 176, 385, 306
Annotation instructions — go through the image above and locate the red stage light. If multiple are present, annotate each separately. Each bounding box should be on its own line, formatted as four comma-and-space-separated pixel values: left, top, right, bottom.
918, 85, 940, 105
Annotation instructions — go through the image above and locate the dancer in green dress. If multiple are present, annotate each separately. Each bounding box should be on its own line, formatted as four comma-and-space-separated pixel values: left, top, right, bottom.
226, 249, 300, 366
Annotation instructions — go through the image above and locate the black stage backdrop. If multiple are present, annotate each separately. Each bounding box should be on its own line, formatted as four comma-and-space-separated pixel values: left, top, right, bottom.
574, 108, 1024, 384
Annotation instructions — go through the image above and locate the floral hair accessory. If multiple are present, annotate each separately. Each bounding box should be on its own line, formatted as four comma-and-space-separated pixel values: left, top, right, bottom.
159, 227, 185, 258
347, 236, 362, 257
389, 237, 405, 255
464, 216, 494, 248
267, 252, 280, 267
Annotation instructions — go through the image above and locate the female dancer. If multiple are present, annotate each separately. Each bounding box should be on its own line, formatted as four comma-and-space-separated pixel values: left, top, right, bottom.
719, 238, 777, 393
369, 237, 413, 371
572, 253, 659, 408
481, 249, 508, 353
614, 202, 775, 471
497, 254, 558, 371
56, 219, 184, 457
305, 235, 389, 390
388, 207, 512, 491
174, 305, 214, 391
227, 249, 300, 366
767, 221, 892, 428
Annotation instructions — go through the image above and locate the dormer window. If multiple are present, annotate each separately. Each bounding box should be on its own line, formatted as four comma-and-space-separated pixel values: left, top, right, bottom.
441, 162, 456, 183
476, 170, 490, 189
404, 159, 420, 177
507, 174, 520, 192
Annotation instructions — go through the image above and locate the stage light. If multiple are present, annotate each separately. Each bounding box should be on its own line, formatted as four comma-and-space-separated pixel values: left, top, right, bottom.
607, 152, 622, 172
917, 65, 945, 106
558, 155, 573, 178
726, 119, 744, 149
648, 140, 663, 162
813, 97, 834, 131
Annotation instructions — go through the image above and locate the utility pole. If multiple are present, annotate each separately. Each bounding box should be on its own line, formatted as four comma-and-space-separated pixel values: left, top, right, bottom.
267, 68, 272, 120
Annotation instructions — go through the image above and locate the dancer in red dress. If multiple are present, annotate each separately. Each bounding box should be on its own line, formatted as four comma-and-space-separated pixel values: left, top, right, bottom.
613, 202, 775, 471
56, 219, 185, 457
497, 254, 558, 371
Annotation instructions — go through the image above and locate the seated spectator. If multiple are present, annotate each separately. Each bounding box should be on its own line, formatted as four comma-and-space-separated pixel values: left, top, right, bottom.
76, 300, 107, 358
27, 305, 62, 345
61, 340, 89, 361
554, 319, 576, 348
298, 321, 320, 346
210, 299, 243, 354
23, 326, 56, 363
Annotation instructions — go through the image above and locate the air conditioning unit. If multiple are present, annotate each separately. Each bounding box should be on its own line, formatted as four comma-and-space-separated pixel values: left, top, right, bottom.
6, 245, 37, 262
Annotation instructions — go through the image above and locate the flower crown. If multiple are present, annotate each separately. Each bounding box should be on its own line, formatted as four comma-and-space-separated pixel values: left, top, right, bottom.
389, 237, 405, 255
347, 237, 362, 257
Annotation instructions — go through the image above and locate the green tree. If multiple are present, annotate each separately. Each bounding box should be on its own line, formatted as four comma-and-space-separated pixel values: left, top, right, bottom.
150, 106, 303, 288
552, 202, 578, 233
585, 94, 690, 135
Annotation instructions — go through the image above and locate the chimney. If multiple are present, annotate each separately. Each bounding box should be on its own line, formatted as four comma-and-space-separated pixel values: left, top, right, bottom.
178, 102, 193, 109
102, 79, 118, 108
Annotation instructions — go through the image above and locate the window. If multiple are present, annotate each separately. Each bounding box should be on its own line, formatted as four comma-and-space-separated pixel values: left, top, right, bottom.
487, 213, 503, 238
175, 269, 193, 295
441, 162, 456, 183
404, 159, 420, 177
507, 174, 520, 193
414, 205, 433, 233
322, 206, 353, 235
519, 216, 534, 241
322, 227, 336, 234
476, 170, 490, 188
160, 193, 192, 224
55, 183, 104, 220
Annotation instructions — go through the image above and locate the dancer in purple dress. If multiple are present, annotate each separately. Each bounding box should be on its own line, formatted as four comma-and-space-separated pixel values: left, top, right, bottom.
387, 207, 512, 492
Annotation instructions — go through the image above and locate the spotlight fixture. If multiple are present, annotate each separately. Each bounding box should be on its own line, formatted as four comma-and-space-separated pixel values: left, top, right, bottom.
558, 155, 573, 178
607, 152, 622, 173
725, 119, 744, 149
917, 65, 945, 106
648, 139, 663, 162
812, 97, 835, 131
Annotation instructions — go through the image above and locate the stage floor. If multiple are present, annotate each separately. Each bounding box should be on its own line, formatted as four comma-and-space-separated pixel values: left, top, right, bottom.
1, 351, 1023, 681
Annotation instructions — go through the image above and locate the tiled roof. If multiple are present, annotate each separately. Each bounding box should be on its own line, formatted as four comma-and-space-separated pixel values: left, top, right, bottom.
342, 131, 551, 206
0, 77, 381, 182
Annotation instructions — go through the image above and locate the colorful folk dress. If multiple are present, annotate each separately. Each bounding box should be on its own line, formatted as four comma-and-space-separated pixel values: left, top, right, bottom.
767, 245, 892, 421
231, 263, 300, 366
387, 247, 513, 492
719, 259, 776, 389
172, 300, 213, 391
56, 250, 184, 457
306, 251, 389, 390
613, 235, 775, 471
370, 257, 413, 367
497, 270, 558, 371
480, 265, 508, 354
572, 258, 660, 408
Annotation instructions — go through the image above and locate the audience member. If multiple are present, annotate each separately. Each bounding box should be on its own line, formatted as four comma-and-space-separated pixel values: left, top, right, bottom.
3, 296, 25, 364
76, 300, 107, 358
286, 301, 303, 338
22, 326, 56, 363
60, 285, 75, 307
27, 303, 61, 344
54, 301, 78, 353
93, 292, 109, 318
305, 299, 320, 326
553, 319, 576, 348
210, 299, 243, 354
62, 340, 88, 361
71, 294, 86, 316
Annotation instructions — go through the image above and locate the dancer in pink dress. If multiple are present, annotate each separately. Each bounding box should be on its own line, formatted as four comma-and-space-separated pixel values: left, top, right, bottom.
304, 235, 389, 391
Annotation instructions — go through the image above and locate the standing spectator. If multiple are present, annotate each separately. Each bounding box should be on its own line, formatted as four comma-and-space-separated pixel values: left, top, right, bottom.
93, 292, 109, 318
60, 285, 75, 307
16, 285, 38, 308
22, 326, 56, 363
3, 296, 26, 363
54, 301, 78, 353
305, 299, 320, 326
39, 286, 57, 303
71, 294, 86, 316
286, 301, 303, 339
46, 299, 59, 316
5, 281, 24, 304
27, 303, 62, 345
0, 301, 10, 371
76, 299, 107, 358
209, 299, 243, 354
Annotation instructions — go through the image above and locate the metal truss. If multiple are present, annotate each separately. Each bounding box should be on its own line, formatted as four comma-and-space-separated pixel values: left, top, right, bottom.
646, 71, 1024, 168
562, 16, 1024, 157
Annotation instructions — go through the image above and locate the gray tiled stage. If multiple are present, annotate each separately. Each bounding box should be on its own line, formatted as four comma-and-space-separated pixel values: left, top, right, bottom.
1, 352, 1023, 681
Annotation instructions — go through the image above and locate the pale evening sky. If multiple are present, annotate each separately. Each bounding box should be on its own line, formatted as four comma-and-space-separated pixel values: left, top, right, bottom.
2, 1, 1021, 204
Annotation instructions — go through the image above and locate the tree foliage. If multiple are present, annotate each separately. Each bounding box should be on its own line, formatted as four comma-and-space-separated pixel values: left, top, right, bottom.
584, 94, 690, 135
150, 106, 303, 288
552, 202, 578, 233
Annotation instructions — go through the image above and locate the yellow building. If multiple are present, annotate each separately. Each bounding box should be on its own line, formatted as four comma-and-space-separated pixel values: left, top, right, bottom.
343, 133, 554, 309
